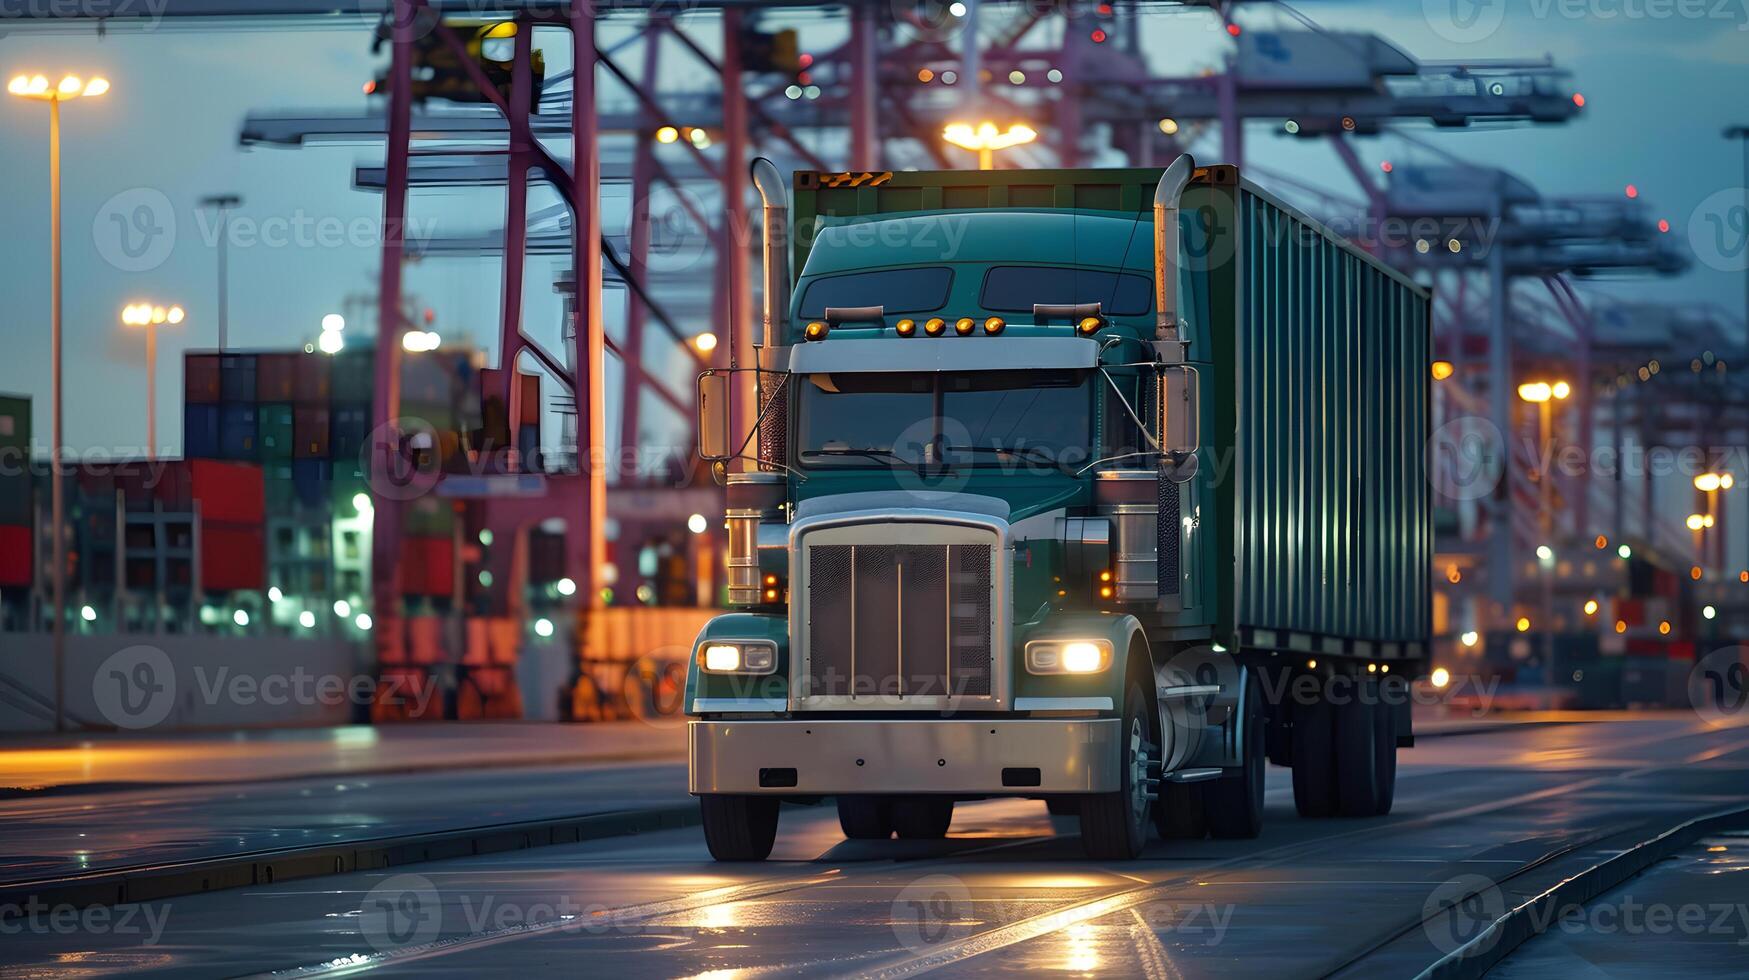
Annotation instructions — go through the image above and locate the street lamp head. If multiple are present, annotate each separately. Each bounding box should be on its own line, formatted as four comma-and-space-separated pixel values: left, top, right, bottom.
1551, 381, 1571, 400
9, 74, 109, 101
1517, 382, 1552, 403
942, 120, 1039, 153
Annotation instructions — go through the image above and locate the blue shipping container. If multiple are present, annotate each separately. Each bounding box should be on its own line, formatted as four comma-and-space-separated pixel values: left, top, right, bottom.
219, 404, 259, 460
291, 459, 333, 509
184, 404, 221, 459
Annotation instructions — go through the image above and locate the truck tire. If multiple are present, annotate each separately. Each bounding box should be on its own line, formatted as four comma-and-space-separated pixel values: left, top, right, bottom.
1335, 694, 1383, 817
1205, 682, 1265, 839
836, 796, 894, 839
1372, 695, 1398, 816
699, 794, 780, 861
890, 797, 955, 839
1291, 698, 1338, 818
1079, 682, 1153, 860
1154, 781, 1208, 840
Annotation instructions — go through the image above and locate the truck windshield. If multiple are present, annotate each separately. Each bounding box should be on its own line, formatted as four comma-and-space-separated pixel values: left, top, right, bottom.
980, 265, 1152, 316
798, 267, 953, 317
797, 370, 1092, 472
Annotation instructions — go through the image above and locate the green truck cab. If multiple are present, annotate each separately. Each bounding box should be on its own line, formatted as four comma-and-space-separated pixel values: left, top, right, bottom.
686, 159, 1432, 861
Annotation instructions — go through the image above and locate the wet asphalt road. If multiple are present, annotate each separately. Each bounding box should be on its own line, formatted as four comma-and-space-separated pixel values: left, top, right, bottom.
2, 713, 1746, 979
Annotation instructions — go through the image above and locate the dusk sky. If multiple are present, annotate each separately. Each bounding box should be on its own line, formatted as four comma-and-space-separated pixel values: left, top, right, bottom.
1, 1, 1744, 458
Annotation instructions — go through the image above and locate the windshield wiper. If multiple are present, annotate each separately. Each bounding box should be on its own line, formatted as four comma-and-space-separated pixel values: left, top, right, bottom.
943, 445, 1080, 476
800, 447, 914, 467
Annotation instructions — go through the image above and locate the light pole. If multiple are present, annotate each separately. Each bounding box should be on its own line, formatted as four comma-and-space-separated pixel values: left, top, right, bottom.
200, 195, 241, 352
10, 71, 109, 733
1694, 472, 1734, 572
1519, 380, 1569, 638
1726, 127, 1748, 347
122, 303, 186, 459
942, 121, 1038, 170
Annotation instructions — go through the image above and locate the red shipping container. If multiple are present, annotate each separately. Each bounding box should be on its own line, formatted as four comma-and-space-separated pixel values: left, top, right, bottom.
185, 354, 222, 404
200, 523, 264, 591
191, 459, 264, 524
1615, 598, 1645, 627
294, 407, 331, 458
294, 354, 332, 404
406, 615, 446, 665
400, 536, 454, 597
150, 460, 193, 511
0, 524, 31, 586
256, 354, 298, 402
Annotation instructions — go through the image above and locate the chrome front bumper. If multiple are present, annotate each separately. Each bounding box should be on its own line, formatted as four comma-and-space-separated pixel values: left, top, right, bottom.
688, 717, 1121, 795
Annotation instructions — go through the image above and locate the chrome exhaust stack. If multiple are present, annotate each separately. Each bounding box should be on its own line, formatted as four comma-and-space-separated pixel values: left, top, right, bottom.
1152, 154, 1195, 364
750, 157, 791, 351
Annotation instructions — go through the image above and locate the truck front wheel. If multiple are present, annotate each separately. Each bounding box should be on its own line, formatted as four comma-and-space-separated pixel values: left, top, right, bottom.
1079, 682, 1154, 860
699, 794, 780, 861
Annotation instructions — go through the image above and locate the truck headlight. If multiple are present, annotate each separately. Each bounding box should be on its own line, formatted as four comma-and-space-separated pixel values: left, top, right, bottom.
1024, 639, 1113, 675
699, 640, 778, 675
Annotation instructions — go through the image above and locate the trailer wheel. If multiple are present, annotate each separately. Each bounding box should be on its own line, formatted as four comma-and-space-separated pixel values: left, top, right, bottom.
1372, 693, 1398, 816
890, 797, 955, 839
1205, 680, 1265, 839
1335, 694, 1383, 817
1154, 781, 1208, 839
836, 796, 894, 839
699, 794, 780, 861
1291, 698, 1338, 818
1079, 682, 1153, 859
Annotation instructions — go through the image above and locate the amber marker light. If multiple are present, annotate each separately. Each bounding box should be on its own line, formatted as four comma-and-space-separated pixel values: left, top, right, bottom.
924, 317, 947, 337
983, 316, 1005, 335
895, 318, 917, 337
954, 316, 976, 336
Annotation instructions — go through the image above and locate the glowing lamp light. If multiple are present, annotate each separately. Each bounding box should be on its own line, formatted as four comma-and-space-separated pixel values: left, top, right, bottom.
1625, 184, 1639, 199
556, 577, 577, 596
1583, 599, 1599, 616
534, 618, 555, 638
1429, 667, 1452, 689
1518, 382, 1552, 403
298, 610, 316, 629
333, 599, 352, 618
942, 121, 1038, 169
233, 609, 249, 627
1704, 605, 1717, 620
1695, 473, 1728, 492
80, 605, 96, 622
355, 613, 373, 631
692, 332, 718, 353
317, 330, 345, 354
1516, 616, 1532, 633
687, 513, 709, 534
1061, 642, 1105, 673
1460, 631, 1479, 648
1431, 361, 1455, 381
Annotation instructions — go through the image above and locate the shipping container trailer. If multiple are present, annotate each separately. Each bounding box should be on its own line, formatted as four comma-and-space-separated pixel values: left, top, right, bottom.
686, 160, 1432, 861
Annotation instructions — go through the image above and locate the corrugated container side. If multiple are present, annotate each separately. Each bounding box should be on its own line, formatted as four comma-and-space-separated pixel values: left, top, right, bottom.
258, 403, 296, 459
292, 459, 332, 509
294, 353, 332, 403
295, 407, 332, 458
263, 460, 298, 512
330, 403, 371, 463
0, 394, 30, 459
1226, 184, 1430, 651
191, 459, 265, 525
256, 354, 298, 402
219, 404, 259, 460
0, 523, 30, 586
185, 355, 222, 404
219, 354, 258, 403
201, 522, 265, 592
0, 470, 31, 526
184, 404, 221, 458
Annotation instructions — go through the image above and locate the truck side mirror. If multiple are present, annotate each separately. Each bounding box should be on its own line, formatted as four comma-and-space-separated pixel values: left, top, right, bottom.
1157, 366, 1200, 467
697, 371, 732, 462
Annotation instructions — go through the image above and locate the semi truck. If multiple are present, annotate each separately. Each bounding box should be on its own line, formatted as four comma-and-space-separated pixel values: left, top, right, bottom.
686, 157, 1432, 861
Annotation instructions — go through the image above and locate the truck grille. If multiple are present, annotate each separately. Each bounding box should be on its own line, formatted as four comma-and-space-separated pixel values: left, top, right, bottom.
804, 541, 993, 699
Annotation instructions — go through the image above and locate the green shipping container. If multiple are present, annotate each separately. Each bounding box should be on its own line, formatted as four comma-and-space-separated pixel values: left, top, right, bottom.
258, 404, 296, 459
0, 393, 29, 460
795, 165, 1431, 658
263, 461, 298, 512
